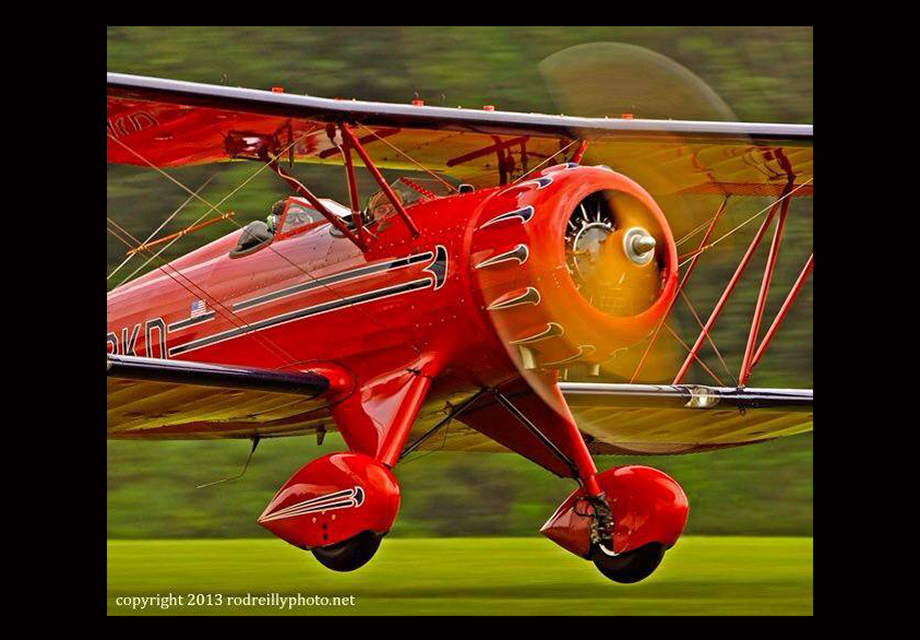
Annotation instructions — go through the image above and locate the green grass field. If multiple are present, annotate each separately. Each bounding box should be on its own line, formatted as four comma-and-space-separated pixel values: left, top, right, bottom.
107, 537, 812, 615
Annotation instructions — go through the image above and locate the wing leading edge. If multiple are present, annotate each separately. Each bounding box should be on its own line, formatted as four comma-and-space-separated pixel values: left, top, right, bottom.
107, 72, 811, 143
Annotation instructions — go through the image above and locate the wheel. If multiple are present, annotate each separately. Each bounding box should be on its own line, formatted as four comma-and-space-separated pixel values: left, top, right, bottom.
311, 531, 382, 572
592, 542, 665, 584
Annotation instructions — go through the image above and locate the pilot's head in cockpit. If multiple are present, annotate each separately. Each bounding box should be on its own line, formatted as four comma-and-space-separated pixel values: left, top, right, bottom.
267, 199, 286, 233
365, 186, 417, 223
366, 190, 399, 221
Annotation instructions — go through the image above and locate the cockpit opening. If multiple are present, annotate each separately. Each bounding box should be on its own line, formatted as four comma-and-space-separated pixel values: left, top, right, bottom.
229, 176, 444, 257
230, 196, 351, 257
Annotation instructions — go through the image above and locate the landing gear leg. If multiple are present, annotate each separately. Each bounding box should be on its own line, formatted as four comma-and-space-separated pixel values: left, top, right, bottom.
584, 492, 614, 551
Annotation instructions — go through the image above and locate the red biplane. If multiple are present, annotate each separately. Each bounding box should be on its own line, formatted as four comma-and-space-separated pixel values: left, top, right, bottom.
107, 71, 813, 583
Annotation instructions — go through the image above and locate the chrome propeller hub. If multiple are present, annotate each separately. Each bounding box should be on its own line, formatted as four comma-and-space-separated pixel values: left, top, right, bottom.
622, 227, 656, 265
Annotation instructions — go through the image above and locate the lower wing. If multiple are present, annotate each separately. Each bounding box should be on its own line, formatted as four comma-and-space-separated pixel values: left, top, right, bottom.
561, 382, 811, 454
107, 354, 330, 439
408, 382, 812, 456
108, 355, 812, 455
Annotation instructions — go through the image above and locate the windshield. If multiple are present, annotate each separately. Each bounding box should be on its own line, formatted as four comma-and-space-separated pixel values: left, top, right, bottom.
280, 198, 351, 235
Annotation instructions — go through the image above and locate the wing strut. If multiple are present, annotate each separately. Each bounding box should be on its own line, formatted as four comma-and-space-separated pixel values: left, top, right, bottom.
673, 181, 794, 385
399, 389, 488, 460
492, 390, 581, 479
341, 123, 420, 238
750, 254, 813, 370
570, 139, 588, 163
263, 150, 368, 251
739, 186, 791, 386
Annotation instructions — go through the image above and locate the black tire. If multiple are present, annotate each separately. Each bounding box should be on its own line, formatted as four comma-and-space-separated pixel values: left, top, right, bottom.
592, 543, 665, 584
311, 531, 382, 572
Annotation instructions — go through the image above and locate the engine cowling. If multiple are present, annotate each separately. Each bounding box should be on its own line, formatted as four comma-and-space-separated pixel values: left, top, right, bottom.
470, 164, 678, 382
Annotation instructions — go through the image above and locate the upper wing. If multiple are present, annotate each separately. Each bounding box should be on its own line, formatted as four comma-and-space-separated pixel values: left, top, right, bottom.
107, 354, 331, 439
107, 72, 812, 196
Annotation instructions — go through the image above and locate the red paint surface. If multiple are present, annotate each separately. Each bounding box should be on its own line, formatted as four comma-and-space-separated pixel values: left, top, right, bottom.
258, 452, 400, 548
